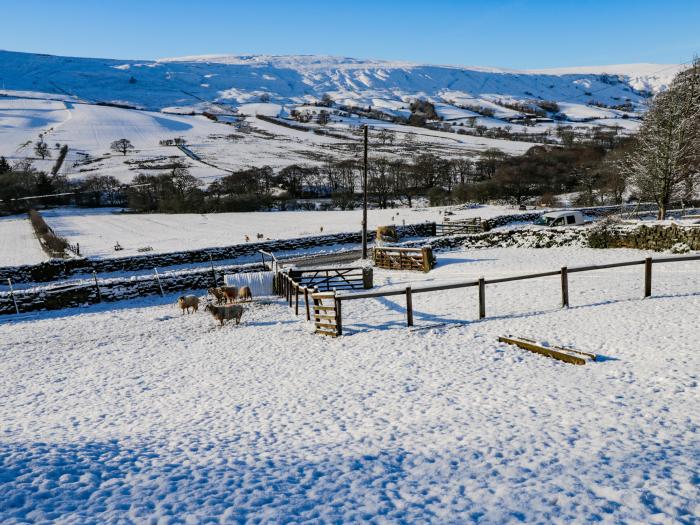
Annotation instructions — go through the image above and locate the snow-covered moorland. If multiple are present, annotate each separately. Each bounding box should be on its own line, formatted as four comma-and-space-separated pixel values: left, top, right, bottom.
0, 50, 683, 183
1, 246, 698, 523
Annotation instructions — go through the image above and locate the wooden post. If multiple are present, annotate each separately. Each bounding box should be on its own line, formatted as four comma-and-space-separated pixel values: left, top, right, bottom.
561, 266, 569, 308
478, 277, 485, 319
304, 287, 310, 321
7, 278, 19, 315
295, 285, 299, 316
335, 296, 343, 336
361, 124, 368, 259
153, 268, 165, 296
93, 271, 102, 303
405, 286, 414, 327
644, 257, 652, 297
209, 254, 217, 287
362, 267, 373, 289
421, 247, 433, 272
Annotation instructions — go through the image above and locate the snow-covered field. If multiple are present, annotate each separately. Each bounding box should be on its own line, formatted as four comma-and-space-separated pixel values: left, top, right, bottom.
0, 50, 680, 184
1, 246, 698, 523
0, 216, 46, 266
40, 205, 526, 259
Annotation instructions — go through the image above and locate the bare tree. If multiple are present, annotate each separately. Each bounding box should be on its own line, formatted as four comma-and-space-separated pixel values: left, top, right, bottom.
110, 138, 135, 156
34, 140, 51, 159
316, 110, 330, 126
625, 59, 700, 219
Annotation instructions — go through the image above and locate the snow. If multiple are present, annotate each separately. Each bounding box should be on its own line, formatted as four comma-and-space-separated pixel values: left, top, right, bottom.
1, 50, 673, 183
0, 215, 47, 266
556, 102, 620, 121
0, 98, 71, 157
1, 245, 698, 522
41, 205, 522, 259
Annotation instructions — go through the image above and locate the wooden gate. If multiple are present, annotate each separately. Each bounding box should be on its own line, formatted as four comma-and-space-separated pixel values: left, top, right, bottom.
312, 291, 341, 336
373, 246, 435, 272
435, 218, 483, 236
289, 267, 372, 291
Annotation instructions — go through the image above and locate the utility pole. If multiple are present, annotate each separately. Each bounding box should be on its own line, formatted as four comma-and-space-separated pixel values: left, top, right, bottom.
362, 124, 369, 259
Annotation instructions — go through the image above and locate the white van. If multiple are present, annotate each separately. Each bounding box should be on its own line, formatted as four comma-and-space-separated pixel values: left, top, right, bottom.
534, 210, 586, 227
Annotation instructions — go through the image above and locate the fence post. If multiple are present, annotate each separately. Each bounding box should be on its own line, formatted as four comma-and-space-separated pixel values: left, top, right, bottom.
154, 268, 164, 296
93, 271, 102, 303
405, 286, 414, 327
478, 277, 486, 319
421, 247, 433, 272
362, 267, 373, 289
335, 296, 343, 336
561, 266, 569, 308
304, 287, 310, 321
209, 254, 217, 287
295, 285, 299, 316
7, 278, 19, 315
644, 257, 652, 297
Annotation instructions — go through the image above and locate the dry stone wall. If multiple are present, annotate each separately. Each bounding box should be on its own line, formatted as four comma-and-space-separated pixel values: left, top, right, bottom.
0, 263, 263, 315
0, 223, 437, 284
588, 223, 700, 251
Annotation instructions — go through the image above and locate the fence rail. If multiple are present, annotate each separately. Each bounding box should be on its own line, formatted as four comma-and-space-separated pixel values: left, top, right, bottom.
332, 254, 700, 334
435, 218, 484, 236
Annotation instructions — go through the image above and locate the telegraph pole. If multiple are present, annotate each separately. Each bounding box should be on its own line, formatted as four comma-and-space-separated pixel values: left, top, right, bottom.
361, 124, 369, 259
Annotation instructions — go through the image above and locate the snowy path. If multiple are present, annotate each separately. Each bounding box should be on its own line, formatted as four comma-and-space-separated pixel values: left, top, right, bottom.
1, 247, 698, 523
0, 216, 47, 266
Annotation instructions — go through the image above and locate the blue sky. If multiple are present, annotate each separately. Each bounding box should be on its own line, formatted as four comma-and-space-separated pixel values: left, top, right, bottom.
1, 0, 698, 68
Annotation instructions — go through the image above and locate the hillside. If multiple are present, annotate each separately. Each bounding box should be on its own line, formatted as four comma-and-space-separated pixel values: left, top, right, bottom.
0, 50, 683, 183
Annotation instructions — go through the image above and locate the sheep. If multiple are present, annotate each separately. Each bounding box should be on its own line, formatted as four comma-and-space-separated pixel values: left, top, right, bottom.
204, 303, 244, 326
237, 286, 253, 302
219, 285, 238, 304
177, 295, 199, 314
208, 287, 225, 305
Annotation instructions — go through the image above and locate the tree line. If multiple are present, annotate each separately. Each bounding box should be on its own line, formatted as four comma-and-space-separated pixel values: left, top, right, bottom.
0, 138, 644, 215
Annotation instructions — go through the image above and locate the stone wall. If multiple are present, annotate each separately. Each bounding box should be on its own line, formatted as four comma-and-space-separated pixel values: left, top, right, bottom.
405, 226, 588, 251
0, 263, 264, 316
588, 223, 700, 251
0, 223, 437, 284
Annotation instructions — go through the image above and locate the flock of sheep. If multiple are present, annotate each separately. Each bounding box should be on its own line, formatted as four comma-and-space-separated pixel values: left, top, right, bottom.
177, 285, 254, 326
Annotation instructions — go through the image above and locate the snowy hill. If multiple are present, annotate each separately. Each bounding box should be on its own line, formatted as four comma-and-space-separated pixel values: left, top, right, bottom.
0, 50, 683, 183
0, 49, 680, 111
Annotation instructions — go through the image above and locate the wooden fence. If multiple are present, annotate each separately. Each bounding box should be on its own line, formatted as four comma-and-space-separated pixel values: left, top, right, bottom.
373, 246, 435, 272
275, 265, 371, 336
329, 254, 700, 335
435, 218, 484, 236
